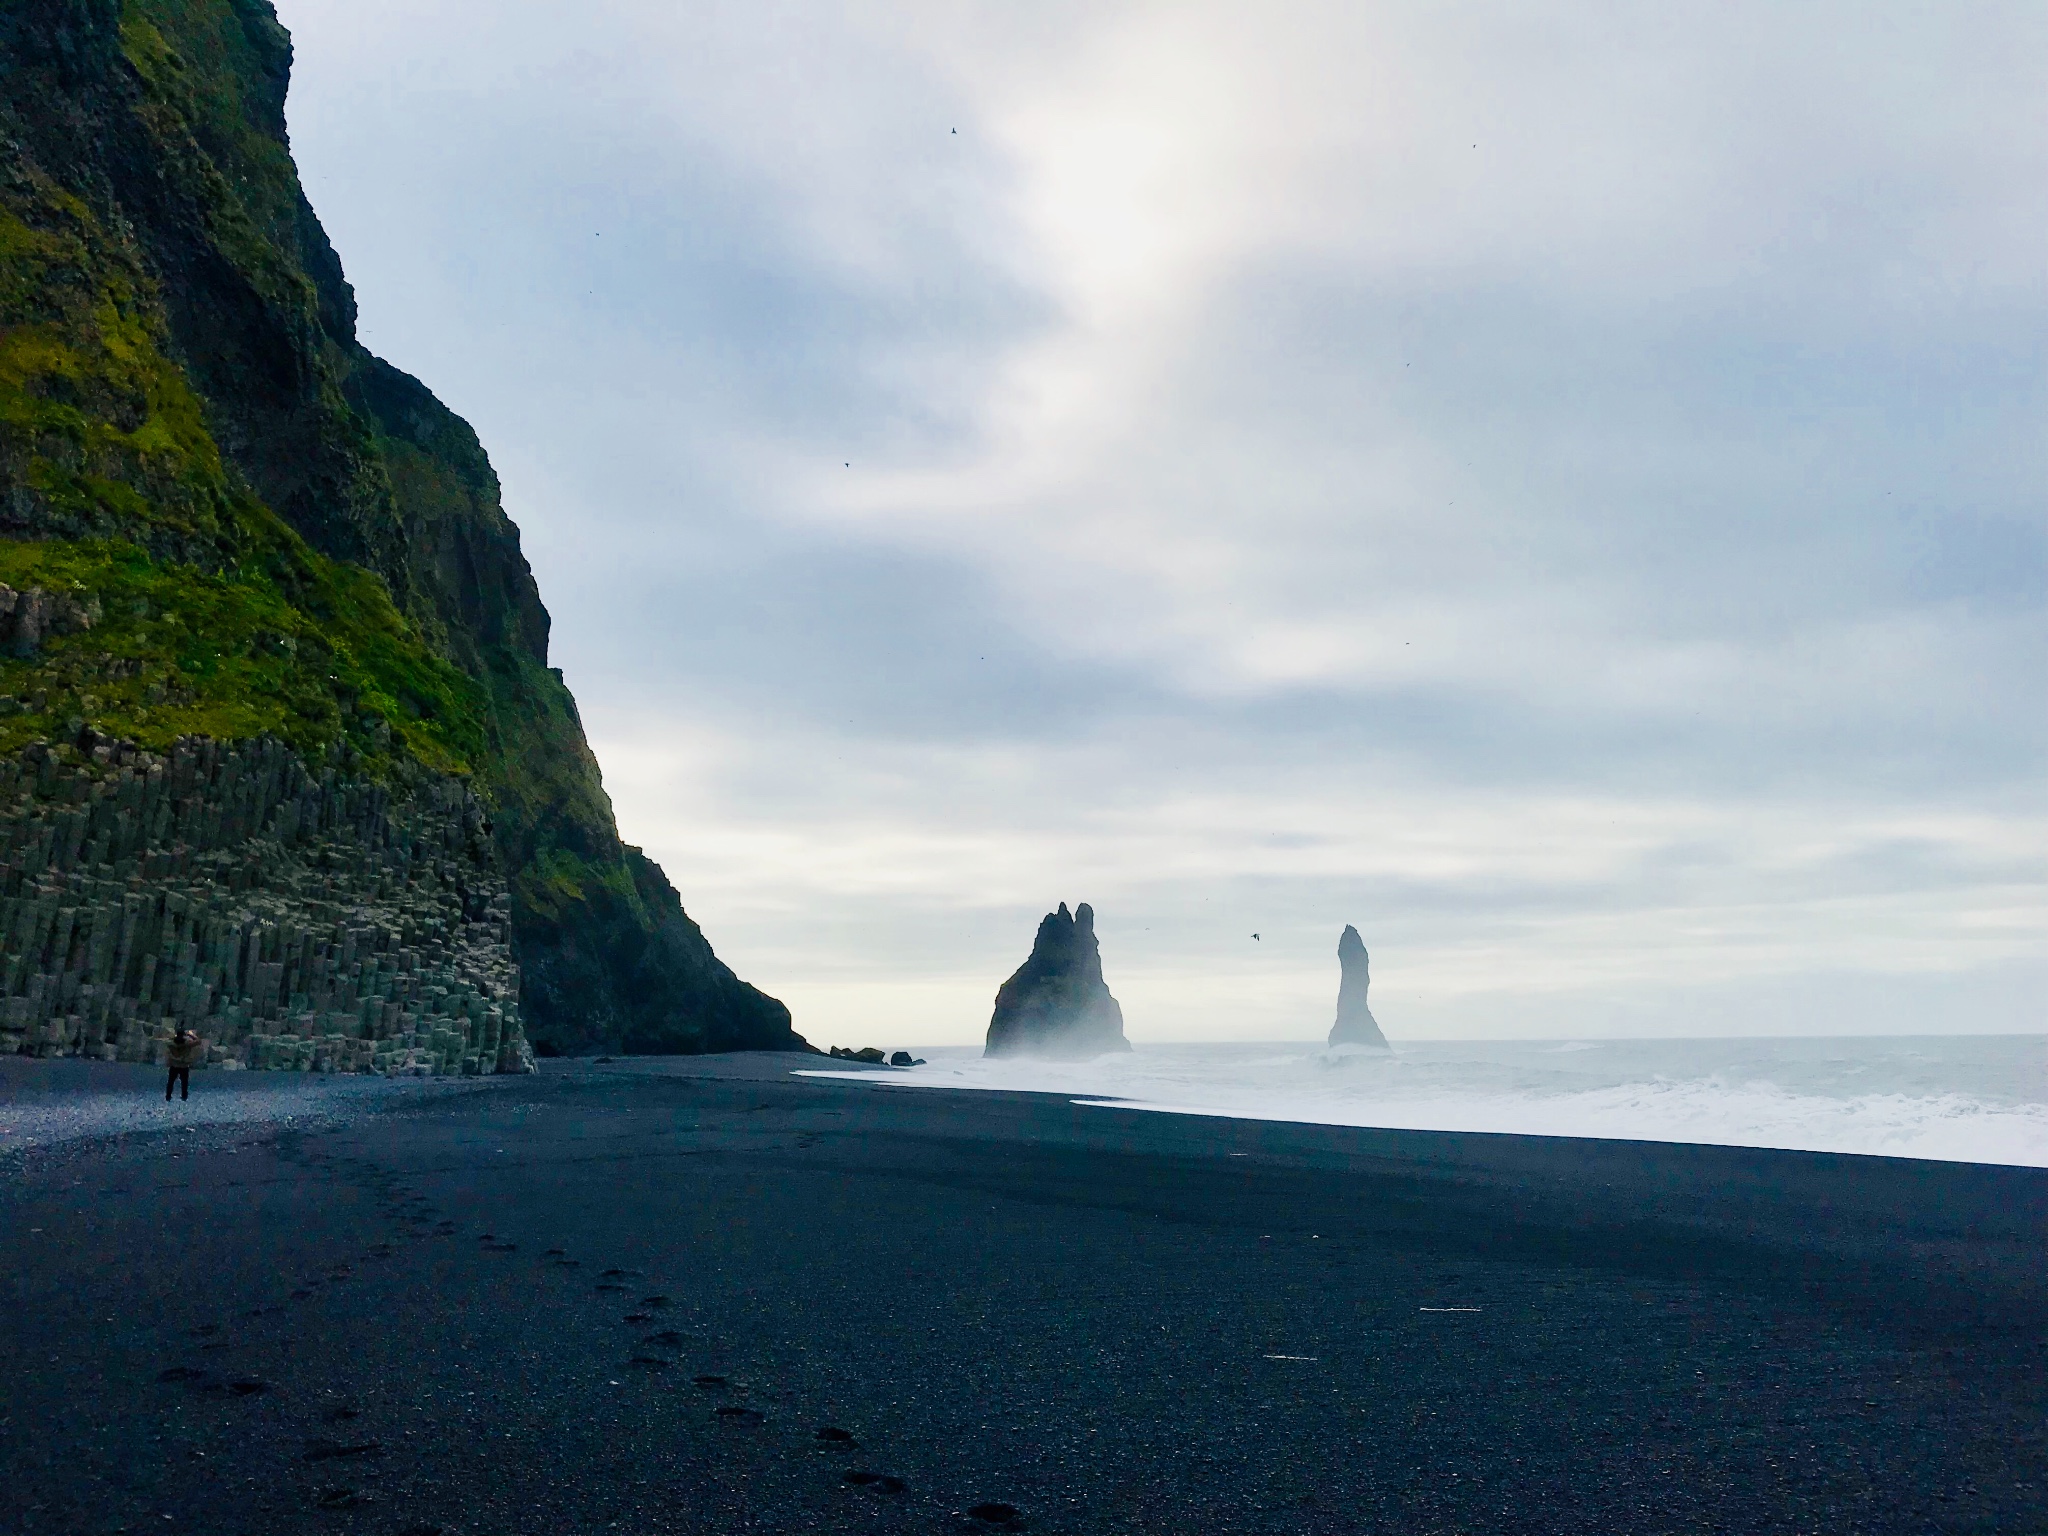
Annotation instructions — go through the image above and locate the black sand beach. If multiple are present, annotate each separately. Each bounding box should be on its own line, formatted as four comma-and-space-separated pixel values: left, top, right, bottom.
3, 1054, 2043, 1535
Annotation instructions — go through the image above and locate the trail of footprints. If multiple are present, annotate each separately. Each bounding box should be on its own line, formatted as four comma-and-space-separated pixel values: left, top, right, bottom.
150, 1167, 1031, 1528
151, 1163, 462, 1524
474, 1231, 1032, 1525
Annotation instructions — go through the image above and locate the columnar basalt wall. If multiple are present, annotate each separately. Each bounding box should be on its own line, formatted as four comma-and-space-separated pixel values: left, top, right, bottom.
0, 732, 531, 1076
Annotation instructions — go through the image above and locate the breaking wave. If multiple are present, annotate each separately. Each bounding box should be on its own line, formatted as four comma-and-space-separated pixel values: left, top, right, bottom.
801, 1035, 2048, 1168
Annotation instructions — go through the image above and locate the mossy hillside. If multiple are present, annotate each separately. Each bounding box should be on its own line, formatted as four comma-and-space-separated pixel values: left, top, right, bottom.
0, 183, 243, 559
0, 153, 485, 779
0, 534, 487, 775
117, 0, 303, 244
3, 0, 412, 590
117, 3, 309, 313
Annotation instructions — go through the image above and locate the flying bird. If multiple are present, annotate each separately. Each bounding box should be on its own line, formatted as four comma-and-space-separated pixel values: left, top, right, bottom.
1252, 933, 1260, 941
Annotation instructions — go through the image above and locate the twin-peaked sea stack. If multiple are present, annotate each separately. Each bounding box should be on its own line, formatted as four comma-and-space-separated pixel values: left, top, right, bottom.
985, 902, 1131, 1059
1328, 925, 1390, 1049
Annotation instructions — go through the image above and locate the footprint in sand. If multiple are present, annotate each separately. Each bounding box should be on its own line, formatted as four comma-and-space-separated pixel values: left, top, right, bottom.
303, 1439, 386, 1463
815, 1426, 857, 1446
964, 1502, 1024, 1527
691, 1375, 728, 1390
716, 1405, 765, 1424
162, 1368, 260, 1397
644, 1330, 686, 1348
843, 1471, 905, 1494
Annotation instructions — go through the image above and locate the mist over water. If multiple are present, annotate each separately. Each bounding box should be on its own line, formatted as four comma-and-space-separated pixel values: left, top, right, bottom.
804, 1035, 2048, 1168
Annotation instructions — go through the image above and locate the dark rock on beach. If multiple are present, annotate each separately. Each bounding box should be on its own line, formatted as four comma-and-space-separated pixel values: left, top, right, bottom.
985, 903, 1131, 1059
1328, 924, 1390, 1048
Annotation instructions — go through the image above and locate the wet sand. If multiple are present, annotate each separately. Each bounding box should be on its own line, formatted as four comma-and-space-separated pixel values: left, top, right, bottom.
2, 1053, 2042, 1534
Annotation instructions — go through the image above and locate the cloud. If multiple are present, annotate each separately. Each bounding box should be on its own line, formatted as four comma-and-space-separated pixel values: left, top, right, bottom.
274, 0, 2046, 1041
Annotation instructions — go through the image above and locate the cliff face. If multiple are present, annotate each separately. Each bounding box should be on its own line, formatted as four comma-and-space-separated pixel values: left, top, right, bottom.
0, 0, 804, 1058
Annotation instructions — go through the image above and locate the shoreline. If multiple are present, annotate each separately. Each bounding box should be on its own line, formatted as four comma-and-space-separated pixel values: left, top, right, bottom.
793, 1032, 2048, 1170
11, 1040, 2045, 1170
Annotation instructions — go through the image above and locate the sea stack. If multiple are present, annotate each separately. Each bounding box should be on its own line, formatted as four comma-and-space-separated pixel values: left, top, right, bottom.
1329, 925, 1390, 1048
985, 903, 1132, 1059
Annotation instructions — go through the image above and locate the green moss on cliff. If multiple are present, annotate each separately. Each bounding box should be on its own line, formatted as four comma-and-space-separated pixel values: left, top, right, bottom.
0, 142, 483, 777
0, 535, 486, 773
118, 1, 315, 327
0, 183, 241, 551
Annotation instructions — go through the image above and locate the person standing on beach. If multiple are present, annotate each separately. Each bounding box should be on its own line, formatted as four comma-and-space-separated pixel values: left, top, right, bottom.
165, 1029, 203, 1102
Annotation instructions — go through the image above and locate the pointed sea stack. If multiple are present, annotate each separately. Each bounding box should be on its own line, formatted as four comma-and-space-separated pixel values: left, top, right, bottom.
985, 903, 1132, 1058
1329, 925, 1390, 1048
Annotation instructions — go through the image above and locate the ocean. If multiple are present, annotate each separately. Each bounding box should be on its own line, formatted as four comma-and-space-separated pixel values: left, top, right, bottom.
803, 1034, 2048, 1168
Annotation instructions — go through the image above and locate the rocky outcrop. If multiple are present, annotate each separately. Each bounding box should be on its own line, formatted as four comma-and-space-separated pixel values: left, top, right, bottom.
0, 0, 803, 1058
1329, 924, 1389, 1048
0, 728, 530, 1075
985, 902, 1131, 1059
0, 585, 99, 659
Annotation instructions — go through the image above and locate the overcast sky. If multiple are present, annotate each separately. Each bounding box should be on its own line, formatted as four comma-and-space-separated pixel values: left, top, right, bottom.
272, 1, 2045, 1044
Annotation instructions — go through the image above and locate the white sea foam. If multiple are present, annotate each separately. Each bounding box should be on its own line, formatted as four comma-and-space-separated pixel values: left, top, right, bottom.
800, 1035, 2048, 1168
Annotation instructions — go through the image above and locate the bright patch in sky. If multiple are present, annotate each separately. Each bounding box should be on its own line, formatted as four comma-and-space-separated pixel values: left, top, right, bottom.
275, 1, 2044, 1044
